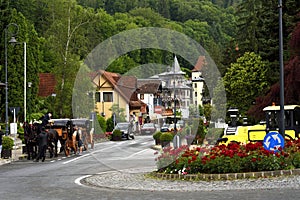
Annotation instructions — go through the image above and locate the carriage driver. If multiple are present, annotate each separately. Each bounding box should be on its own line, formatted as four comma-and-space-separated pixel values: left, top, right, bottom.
41, 112, 52, 127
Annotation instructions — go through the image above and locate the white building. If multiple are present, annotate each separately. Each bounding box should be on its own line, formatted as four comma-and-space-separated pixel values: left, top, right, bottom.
191, 56, 206, 107
155, 56, 192, 119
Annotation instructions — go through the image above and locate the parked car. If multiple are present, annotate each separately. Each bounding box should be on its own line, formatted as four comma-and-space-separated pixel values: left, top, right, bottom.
140, 123, 157, 135
177, 120, 185, 127
160, 123, 170, 132
113, 122, 135, 140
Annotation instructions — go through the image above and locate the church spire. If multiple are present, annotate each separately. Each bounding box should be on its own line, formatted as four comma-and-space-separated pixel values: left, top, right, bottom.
173, 55, 181, 72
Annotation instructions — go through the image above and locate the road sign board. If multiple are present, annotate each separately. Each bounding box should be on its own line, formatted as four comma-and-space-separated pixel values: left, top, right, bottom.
10, 123, 17, 135
263, 131, 284, 152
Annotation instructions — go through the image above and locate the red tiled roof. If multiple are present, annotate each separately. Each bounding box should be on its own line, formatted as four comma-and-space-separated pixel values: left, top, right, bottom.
192, 56, 206, 72
117, 76, 137, 102
38, 73, 56, 97
137, 79, 161, 94
94, 70, 139, 104
130, 99, 146, 108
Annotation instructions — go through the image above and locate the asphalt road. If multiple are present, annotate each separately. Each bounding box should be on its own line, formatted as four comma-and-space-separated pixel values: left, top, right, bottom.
0, 136, 300, 200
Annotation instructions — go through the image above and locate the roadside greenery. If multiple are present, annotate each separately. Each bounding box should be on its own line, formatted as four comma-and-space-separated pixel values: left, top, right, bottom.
223, 52, 269, 116
111, 129, 122, 141
160, 132, 174, 142
153, 131, 162, 145
156, 139, 300, 174
2, 136, 14, 150
0, 0, 299, 123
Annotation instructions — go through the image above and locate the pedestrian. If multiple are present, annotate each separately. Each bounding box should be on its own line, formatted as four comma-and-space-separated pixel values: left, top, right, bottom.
35, 127, 48, 162
0, 126, 4, 156
89, 127, 94, 149
77, 127, 83, 155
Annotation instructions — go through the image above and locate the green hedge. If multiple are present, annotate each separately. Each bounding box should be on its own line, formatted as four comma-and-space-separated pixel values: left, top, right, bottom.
160, 132, 174, 142
153, 131, 162, 140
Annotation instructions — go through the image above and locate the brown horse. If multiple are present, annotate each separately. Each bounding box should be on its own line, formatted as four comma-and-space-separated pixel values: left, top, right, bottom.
47, 129, 60, 158
64, 120, 78, 156
23, 122, 38, 160
65, 133, 78, 156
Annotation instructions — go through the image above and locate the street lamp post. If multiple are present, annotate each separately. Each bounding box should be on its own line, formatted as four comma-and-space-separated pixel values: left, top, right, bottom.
4, 23, 19, 135
27, 82, 32, 121
23, 42, 27, 122
51, 93, 56, 117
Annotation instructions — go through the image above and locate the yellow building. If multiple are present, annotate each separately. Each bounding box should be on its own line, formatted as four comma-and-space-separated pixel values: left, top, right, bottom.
91, 70, 144, 121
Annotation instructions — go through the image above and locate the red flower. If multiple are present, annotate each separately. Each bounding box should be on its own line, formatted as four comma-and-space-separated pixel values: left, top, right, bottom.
192, 156, 197, 161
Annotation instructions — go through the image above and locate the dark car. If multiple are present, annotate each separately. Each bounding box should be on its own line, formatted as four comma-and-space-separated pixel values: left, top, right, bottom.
140, 123, 157, 135
113, 122, 134, 140
160, 123, 170, 132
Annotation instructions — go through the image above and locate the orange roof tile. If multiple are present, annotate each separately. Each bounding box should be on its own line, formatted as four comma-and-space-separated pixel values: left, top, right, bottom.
38, 73, 56, 97
192, 56, 206, 72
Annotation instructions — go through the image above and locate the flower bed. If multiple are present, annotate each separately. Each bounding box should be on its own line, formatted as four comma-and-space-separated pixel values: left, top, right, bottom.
155, 139, 300, 175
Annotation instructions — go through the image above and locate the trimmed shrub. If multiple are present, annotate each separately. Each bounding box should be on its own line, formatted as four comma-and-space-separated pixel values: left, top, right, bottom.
153, 131, 162, 141
2, 136, 14, 150
112, 129, 122, 141
160, 132, 174, 142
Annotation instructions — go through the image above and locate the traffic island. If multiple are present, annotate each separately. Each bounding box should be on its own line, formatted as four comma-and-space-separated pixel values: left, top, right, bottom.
149, 168, 300, 181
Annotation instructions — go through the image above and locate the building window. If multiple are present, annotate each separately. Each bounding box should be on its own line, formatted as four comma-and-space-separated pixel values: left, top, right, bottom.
95, 92, 101, 102
195, 92, 197, 97
140, 94, 144, 100
103, 92, 113, 102
194, 83, 197, 88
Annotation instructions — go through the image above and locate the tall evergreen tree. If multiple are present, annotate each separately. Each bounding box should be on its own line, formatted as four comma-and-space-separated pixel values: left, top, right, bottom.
0, 7, 41, 122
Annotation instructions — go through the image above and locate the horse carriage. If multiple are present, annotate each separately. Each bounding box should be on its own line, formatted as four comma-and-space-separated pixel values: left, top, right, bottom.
23, 117, 94, 159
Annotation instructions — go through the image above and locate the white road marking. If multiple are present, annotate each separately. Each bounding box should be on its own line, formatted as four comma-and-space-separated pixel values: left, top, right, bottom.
63, 143, 125, 164
121, 149, 151, 160
75, 174, 92, 187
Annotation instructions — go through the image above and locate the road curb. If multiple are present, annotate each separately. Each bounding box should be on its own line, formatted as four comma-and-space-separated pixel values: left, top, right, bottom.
150, 168, 300, 181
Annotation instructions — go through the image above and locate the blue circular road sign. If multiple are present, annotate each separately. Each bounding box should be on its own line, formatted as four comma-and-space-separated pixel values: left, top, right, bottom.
263, 131, 285, 152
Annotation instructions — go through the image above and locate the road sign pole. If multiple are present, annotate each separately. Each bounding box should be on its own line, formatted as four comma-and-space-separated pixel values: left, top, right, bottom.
278, 0, 285, 138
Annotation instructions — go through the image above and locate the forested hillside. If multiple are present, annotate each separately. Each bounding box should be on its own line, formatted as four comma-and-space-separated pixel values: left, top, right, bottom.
0, 0, 299, 121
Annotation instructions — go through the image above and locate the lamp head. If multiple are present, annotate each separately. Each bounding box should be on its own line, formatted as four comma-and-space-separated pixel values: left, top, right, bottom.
9, 36, 18, 46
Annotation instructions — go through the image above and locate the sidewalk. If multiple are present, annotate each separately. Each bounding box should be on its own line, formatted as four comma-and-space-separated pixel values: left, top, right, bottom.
0, 158, 11, 166
0, 148, 27, 166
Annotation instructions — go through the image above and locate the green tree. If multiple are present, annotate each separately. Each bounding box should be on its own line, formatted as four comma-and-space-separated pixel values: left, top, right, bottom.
106, 117, 114, 132
0, 8, 41, 122
211, 78, 226, 121
235, 0, 300, 85
44, 0, 94, 117
223, 52, 269, 115
97, 114, 106, 133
